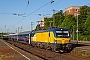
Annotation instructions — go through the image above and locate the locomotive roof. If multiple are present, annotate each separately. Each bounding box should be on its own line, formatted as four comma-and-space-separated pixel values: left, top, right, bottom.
18, 31, 31, 35
3, 33, 18, 36
49, 27, 68, 31
4, 31, 31, 36
35, 27, 68, 33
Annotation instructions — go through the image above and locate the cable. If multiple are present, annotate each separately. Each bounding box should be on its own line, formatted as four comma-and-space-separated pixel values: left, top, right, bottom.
13, 0, 54, 26
27, 0, 53, 17
24, 0, 30, 14
0, 13, 13, 14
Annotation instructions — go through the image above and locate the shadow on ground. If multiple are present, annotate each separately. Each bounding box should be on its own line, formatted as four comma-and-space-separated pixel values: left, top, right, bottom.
65, 43, 90, 53
71, 43, 89, 49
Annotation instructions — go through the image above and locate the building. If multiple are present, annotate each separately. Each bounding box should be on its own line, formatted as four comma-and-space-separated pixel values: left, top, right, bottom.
40, 18, 45, 28
65, 6, 81, 16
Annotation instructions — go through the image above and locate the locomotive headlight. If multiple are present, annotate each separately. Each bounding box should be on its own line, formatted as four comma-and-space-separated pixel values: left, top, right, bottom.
54, 40, 57, 44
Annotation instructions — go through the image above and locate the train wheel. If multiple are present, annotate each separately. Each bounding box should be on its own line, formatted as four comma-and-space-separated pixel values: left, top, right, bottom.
52, 48, 56, 52
40, 44, 44, 49
68, 43, 72, 50
52, 46, 57, 52
44, 45, 47, 50
66, 43, 72, 52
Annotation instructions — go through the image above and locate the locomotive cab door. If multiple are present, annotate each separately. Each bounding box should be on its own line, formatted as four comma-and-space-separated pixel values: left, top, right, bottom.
48, 32, 51, 43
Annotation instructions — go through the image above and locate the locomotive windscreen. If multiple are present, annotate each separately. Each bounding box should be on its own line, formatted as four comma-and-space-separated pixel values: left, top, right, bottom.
56, 30, 70, 38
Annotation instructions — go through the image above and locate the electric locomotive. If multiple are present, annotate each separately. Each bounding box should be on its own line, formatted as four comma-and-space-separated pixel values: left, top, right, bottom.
31, 27, 72, 52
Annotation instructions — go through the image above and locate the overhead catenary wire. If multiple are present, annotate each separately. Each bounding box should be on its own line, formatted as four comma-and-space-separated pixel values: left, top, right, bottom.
2, 0, 54, 32
24, 0, 30, 14
13, 0, 54, 26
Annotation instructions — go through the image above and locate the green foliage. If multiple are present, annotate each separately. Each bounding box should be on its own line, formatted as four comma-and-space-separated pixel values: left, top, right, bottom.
85, 15, 90, 34
44, 18, 53, 29
80, 5, 90, 15
60, 15, 76, 33
35, 24, 40, 30
77, 50, 82, 56
53, 10, 65, 27
80, 5, 90, 20
54, 14, 64, 27
86, 54, 90, 58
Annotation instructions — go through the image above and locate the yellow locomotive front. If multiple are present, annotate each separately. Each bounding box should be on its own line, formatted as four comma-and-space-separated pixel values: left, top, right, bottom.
53, 29, 71, 52
54, 30, 70, 44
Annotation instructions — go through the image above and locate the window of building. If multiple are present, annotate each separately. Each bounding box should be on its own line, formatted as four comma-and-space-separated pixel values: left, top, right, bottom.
74, 13, 77, 16
74, 8, 78, 12
69, 10, 70, 12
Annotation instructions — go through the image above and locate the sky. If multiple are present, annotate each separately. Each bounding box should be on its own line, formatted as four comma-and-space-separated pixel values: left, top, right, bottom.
0, 0, 90, 33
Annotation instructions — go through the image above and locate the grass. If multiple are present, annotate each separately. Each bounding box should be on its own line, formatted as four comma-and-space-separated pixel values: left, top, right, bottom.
77, 50, 82, 56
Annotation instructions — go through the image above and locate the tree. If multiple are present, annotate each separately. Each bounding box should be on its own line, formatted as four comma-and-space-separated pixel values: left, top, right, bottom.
80, 5, 90, 20
83, 15, 90, 40
53, 10, 65, 27
44, 10, 65, 29
77, 5, 90, 40
60, 15, 76, 33
54, 16, 64, 27
35, 24, 40, 30
85, 15, 90, 34
44, 18, 53, 29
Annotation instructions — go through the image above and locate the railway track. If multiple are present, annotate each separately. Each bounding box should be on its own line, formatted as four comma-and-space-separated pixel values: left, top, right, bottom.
6, 40, 90, 60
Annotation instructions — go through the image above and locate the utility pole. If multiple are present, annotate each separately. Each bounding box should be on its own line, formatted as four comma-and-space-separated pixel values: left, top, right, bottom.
37, 21, 40, 30
49, 21, 53, 27
16, 29, 17, 33
53, 9, 55, 26
72, 25, 75, 40
20, 26, 22, 32
1, 29, 2, 39
51, 0, 55, 26
17, 27, 20, 41
7, 28, 9, 34
18, 27, 20, 33
5, 25, 6, 33
31, 22, 34, 31
77, 14, 79, 44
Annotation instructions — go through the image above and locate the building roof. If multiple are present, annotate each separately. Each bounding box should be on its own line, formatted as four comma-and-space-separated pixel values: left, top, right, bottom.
65, 6, 81, 11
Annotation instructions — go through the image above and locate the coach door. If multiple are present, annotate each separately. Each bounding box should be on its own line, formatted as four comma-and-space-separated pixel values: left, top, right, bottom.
29, 34, 31, 44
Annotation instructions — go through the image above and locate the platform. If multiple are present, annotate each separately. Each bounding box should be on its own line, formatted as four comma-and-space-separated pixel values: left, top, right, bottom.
0, 39, 42, 60
71, 40, 90, 58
